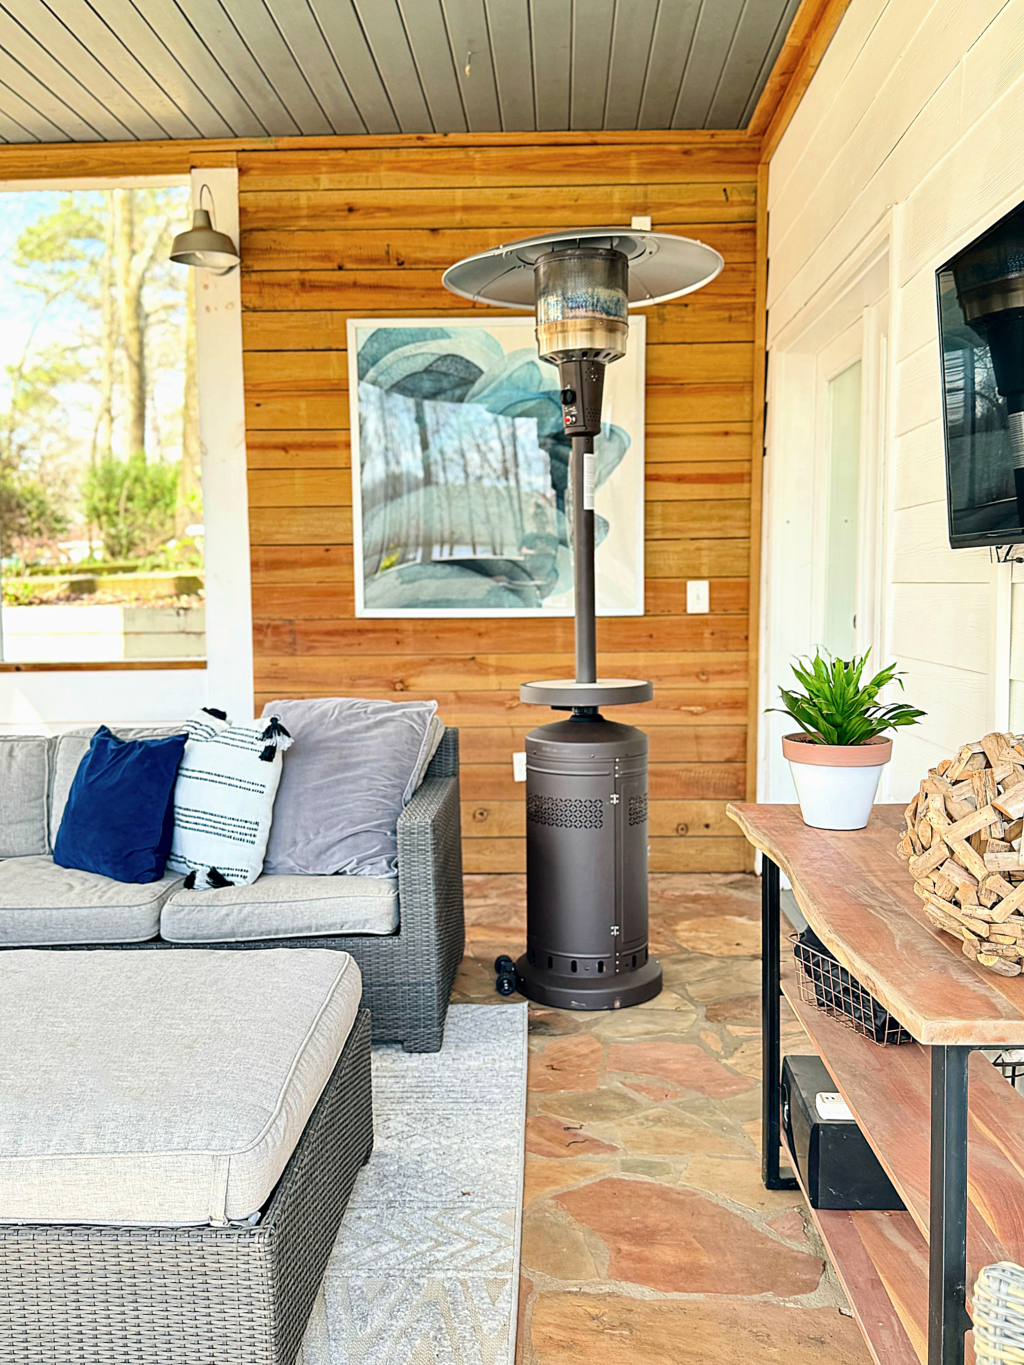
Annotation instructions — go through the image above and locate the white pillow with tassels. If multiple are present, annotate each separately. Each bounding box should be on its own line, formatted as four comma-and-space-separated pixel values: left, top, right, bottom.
166, 709, 293, 890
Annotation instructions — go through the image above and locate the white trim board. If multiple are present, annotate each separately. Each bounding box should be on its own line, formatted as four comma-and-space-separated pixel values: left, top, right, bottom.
191, 166, 253, 721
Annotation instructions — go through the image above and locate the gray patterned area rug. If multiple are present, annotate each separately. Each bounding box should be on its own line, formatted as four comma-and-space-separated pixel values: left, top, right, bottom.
298, 1003, 527, 1365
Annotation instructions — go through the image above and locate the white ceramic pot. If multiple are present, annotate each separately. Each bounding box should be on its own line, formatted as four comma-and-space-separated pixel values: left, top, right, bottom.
782, 733, 893, 831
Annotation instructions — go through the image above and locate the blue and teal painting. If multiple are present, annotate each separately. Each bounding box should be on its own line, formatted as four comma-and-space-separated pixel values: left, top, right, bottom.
349, 318, 645, 617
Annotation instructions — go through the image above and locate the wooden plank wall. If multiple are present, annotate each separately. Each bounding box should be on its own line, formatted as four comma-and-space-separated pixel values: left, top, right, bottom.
239, 132, 758, 874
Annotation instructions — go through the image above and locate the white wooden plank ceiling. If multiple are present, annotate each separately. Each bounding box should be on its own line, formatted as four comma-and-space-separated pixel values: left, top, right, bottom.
0, 0, 800, 142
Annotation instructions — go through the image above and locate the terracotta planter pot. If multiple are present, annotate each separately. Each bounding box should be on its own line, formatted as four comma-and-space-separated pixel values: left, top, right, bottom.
782, 733, 893, 830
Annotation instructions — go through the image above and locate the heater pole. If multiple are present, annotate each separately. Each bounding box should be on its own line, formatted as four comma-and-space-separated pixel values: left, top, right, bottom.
572, 432, 597, 685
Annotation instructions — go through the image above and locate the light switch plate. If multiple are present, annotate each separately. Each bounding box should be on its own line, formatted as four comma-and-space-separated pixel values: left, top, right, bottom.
512, 751, 527, 782
686, 580, 710, 613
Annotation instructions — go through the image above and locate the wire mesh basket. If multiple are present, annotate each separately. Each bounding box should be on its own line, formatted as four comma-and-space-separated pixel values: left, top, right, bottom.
992, 1051, 1024, 1090
791, 930, 912, 1046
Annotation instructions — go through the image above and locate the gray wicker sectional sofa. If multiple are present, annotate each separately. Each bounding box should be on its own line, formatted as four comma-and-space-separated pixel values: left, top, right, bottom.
0, 727, 465, 1053
0, 947, 373, 1365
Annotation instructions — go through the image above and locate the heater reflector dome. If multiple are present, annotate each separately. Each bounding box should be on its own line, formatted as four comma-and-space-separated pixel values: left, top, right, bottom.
441, 226, 723, 310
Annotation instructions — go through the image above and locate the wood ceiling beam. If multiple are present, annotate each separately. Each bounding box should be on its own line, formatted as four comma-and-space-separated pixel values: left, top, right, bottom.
0, 126, 758, 183
746, 0, 853, 162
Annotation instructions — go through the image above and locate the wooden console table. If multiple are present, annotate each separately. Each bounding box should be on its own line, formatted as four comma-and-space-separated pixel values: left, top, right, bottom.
729, 802, 1024, 1365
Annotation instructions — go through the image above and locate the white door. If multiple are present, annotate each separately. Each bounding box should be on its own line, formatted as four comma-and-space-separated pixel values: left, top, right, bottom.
760, 249, 890, 803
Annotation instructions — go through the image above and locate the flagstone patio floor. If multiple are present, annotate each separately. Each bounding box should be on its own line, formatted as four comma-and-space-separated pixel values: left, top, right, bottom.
451, 871, 871, 1365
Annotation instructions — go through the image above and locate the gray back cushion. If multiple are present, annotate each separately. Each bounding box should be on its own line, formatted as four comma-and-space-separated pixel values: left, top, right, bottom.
260, 698, 439, 877
50, 734, 93, 834
0, 736, 52, 857
50, 725, 185, 835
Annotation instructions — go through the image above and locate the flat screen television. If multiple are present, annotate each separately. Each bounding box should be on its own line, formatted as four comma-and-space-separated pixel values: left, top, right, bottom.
937, 200, 1024, 549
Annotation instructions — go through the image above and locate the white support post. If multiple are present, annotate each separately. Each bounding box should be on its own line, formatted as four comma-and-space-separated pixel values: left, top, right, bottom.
190, 167, 254, 722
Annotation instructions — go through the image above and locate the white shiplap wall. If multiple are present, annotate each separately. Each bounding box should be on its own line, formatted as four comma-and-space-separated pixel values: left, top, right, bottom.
764, 0, 1023, 799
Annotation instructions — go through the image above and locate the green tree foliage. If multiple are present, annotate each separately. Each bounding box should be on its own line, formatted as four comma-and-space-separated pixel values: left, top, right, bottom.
0, 472, 67, 546
0, 187, 196, 561
83, 452, 178, 561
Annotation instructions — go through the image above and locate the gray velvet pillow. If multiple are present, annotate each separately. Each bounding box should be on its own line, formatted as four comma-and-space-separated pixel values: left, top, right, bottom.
260, 698, 439, 877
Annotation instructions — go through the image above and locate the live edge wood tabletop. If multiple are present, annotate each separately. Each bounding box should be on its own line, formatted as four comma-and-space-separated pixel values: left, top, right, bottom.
728, 802, 1024, 1365
728, 803, 1024, 1046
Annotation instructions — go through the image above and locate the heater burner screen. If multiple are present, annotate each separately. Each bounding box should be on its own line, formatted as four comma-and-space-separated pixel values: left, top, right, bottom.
629, 793, 648, 826
535, 253, 628, 327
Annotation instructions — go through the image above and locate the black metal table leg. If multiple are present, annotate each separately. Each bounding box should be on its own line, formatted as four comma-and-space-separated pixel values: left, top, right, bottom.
929, 1044, 972, 1365
762, 855, 797, 1190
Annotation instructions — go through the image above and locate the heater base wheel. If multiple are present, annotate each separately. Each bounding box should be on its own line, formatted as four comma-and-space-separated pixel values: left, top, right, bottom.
513, 954, 662, 1011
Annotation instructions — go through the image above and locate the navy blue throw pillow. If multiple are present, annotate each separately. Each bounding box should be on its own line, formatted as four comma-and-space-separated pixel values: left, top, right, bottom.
53, 726, 187, 884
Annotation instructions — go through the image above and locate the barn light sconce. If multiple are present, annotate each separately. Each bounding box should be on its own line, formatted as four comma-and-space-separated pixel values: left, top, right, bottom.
170, 184, 239, 274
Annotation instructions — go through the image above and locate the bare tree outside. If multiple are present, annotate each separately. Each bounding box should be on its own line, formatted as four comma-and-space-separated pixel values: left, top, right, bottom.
0, 185, 202, 663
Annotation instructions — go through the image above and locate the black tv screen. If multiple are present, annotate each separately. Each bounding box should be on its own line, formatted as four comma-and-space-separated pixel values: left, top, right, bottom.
937, 200, 1024, 549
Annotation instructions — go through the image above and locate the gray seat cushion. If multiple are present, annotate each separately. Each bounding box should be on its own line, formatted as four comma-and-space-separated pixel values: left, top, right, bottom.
0, 736, 51, 857
160, 873, 400, 943
0, 948, 362, 1226
0, 856, 178, 945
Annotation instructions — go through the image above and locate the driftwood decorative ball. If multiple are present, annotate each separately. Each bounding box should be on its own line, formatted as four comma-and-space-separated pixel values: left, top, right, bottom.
897, 732, 1024, 978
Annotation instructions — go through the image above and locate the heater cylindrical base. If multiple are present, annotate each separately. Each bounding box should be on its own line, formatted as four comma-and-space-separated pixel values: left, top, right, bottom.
514, 952, 662, 1010
519, 714, 660, 1011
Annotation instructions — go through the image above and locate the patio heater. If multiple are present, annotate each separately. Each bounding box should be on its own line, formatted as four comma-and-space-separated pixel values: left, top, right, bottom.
443, 228, 722, 1008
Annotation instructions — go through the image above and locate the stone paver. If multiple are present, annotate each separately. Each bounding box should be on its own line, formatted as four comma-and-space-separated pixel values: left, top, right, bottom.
451, 871, 870, 1365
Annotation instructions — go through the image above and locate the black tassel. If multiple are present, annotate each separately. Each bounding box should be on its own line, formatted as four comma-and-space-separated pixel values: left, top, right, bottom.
203, 707, 228, 721
184, 870, 197, 889
207, 867, 234, 888
260, 715, 293, 762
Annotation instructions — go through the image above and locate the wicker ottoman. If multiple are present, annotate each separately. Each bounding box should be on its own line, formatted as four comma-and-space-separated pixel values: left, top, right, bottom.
0, 949, 373, 1365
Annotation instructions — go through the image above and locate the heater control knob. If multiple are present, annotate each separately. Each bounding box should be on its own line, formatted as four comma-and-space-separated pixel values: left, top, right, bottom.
559, 388, 576, 405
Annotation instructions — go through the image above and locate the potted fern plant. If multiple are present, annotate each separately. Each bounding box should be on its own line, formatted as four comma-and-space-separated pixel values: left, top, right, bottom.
772, 651, 925, 830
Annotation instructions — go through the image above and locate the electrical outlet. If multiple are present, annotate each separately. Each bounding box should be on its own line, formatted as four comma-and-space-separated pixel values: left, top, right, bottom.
512, 752, 527, 782
631, 214, 652, 230
686, 580, 710, 614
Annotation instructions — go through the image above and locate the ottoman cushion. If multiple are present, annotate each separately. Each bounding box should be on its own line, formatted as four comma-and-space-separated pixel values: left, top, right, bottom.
0, 947, 362, 1226
0, 855, 180, 945
160, 872, 400, 942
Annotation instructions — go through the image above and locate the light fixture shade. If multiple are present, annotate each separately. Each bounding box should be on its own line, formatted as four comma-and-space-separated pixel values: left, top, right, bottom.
170, 208, 239, 271
441, 226, 723, 310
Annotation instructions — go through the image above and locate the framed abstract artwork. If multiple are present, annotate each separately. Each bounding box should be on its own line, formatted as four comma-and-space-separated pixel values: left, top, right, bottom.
348, 316, 645, 618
